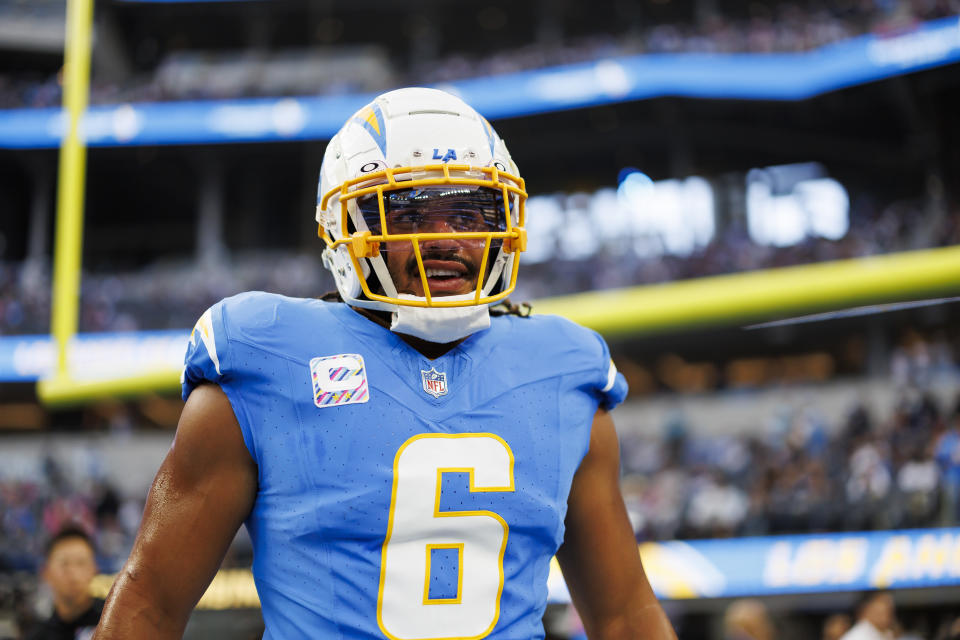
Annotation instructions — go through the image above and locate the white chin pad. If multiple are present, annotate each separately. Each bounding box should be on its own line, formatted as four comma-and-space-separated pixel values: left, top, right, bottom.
390, 294, 491, 344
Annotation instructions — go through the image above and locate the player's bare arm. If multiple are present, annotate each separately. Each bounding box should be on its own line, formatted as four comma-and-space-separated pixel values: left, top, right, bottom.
557, 409, 677, 640
93, 383, 257, 639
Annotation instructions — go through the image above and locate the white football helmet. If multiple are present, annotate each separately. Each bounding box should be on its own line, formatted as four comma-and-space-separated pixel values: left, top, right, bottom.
316, 87, 527, 312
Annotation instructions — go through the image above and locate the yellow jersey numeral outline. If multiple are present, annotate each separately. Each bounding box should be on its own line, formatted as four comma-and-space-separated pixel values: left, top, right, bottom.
377, 433, 516, 640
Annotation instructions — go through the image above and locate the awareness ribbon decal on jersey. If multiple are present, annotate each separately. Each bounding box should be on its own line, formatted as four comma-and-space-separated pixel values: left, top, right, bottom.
310, 354, 370, 408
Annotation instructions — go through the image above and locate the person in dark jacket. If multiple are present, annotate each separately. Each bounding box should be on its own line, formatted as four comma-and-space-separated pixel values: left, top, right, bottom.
26, 525, 103, 640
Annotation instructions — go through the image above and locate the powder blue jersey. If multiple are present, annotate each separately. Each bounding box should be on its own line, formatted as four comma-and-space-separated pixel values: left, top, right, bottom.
182, 292, 627, 640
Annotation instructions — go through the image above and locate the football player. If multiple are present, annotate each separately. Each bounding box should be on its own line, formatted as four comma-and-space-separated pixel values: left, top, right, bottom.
93, 88, 676, 640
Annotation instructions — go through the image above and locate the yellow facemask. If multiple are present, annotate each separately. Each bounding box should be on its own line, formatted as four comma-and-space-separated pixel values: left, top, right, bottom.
320, 163, 527, 308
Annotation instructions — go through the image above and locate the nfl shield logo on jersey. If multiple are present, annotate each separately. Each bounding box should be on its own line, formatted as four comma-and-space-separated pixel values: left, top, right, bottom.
420, 367, 448, 398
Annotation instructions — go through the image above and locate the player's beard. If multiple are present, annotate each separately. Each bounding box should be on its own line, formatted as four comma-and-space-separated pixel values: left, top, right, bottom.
387, 246, 492, 343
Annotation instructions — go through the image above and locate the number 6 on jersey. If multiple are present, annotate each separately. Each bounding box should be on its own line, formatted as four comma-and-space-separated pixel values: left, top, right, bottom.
377, 433, 515, 640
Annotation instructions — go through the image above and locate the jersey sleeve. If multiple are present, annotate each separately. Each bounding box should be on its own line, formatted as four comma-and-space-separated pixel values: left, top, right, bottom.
180, 292, 284, 464
589, 330, 628, 411
181, 303, 230, 401
534, 314, 629, 411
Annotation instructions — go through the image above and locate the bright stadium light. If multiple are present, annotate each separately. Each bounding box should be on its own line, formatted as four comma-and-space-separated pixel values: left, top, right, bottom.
746, 164, 850, 247
619, 171, 715, 257
592, 187, 634, 256
522, 195, 563, 264
798, 178, 850, 241
648, 177, 715, 256
559, 192, 602, 260
747, 177, 808, 247
524, 172, 718, 264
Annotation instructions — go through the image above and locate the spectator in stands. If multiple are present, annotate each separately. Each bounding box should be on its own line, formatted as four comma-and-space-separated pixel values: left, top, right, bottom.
823, 613, 853, 640
935, 406, 960, 524
723, 598, 775, 640
845, 439, 893, 530
946, 616, 960, 640
895, 447, 940, 527
839, 591, 896, 640
685, 470, 749, 537
25, 525, 103, 640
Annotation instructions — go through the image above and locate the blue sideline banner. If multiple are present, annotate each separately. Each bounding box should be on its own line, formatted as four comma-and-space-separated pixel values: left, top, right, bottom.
0, 331, 190, 382
1, 16, 958, 148
547, 527, 960, 602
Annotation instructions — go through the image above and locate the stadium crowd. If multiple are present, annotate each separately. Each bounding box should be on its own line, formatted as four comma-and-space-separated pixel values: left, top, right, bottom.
519, 195, 960, 300
0, 455, 140, 576
420, 0, 957, 85
0, 0, 957, 108
1, 351, 959, 572
619, 387, 959, 542
1, 379, 959, 638
1, 194, 957, 335
0, 252, 329, 335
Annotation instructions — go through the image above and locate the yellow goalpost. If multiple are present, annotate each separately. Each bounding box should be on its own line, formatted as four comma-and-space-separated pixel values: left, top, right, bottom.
534, 244, 960, 337
36, 0, 95, 406
35, 0, 960, 406
37, 0, 182, 406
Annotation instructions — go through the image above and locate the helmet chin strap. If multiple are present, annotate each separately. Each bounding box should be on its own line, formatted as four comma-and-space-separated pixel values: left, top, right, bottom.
390, 293, 491, 344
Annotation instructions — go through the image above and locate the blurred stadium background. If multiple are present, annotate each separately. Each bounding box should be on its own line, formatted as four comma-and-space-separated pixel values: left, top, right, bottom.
2, 0, 960, 638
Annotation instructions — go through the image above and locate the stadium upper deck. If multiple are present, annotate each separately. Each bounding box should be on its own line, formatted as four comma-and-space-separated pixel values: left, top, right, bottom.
0, 0, 957, 108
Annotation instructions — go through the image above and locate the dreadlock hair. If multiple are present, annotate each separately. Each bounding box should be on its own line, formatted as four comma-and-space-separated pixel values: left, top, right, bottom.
489, 299, 532, 317
319, 291, 531, 318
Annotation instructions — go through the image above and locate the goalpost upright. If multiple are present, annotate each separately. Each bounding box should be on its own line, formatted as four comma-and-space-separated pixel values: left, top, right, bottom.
37, 0, 95, 405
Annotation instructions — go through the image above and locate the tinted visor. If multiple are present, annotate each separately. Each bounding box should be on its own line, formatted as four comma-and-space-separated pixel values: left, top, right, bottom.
357, 186, 508, 236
